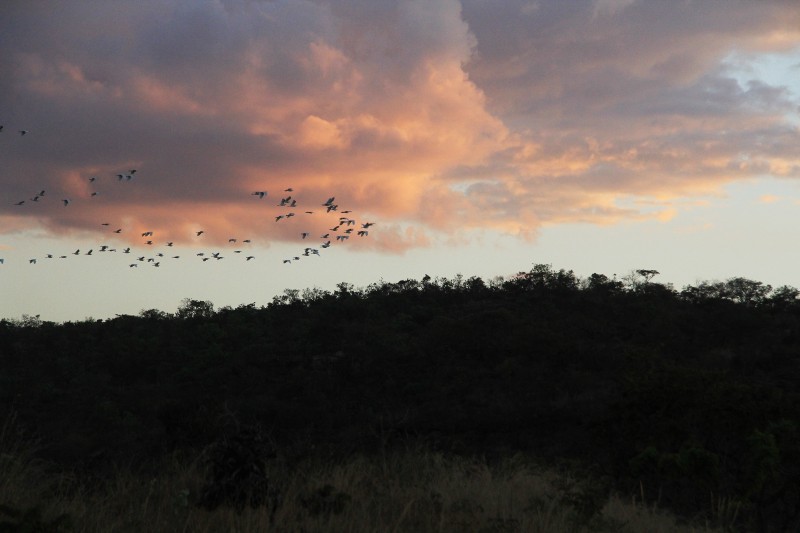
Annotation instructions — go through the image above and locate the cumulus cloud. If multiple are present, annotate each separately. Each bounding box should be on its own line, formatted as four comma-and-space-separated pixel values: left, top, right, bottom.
1, 0, 799, 253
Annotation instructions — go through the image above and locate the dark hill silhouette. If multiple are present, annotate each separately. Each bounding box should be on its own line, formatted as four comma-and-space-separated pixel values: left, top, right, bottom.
1, 264, 799, 531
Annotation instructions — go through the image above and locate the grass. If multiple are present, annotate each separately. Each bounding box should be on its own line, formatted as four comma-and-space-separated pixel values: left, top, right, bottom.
1, 421, 727, 533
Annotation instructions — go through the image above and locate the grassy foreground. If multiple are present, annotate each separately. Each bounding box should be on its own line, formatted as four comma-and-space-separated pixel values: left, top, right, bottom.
2, 435, 727, 533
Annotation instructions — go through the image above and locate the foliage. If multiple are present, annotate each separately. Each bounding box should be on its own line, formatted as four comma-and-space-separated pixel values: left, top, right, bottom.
197, 421, 278, 513
0, 504, 72, 532
1, 445, 722, 533
2, 264, 800, 530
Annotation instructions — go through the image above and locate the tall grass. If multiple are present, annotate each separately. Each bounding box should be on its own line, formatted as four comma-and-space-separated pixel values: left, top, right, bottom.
1, 427, 724, 533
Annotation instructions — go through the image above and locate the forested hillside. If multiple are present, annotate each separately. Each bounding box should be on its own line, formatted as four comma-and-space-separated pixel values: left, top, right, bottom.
2, 265, 799, 531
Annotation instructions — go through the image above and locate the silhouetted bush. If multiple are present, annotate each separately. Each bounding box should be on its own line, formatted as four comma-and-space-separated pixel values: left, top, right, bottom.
197, 421, 278, 513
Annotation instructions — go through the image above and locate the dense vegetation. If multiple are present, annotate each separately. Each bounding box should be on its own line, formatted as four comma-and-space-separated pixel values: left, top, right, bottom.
2, 265, 799, 532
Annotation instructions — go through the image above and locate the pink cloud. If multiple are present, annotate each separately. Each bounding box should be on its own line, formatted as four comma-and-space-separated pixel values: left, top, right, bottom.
1, 0, 800, 255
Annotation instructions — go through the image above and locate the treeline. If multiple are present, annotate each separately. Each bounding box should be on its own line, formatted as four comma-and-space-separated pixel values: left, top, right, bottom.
1, 265, 799, 531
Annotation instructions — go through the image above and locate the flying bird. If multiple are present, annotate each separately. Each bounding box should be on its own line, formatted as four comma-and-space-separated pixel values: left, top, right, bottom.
62, 199, 70, 206
252, 191, 267, 199
19, 130, 28, 136
196, 231, 204, 236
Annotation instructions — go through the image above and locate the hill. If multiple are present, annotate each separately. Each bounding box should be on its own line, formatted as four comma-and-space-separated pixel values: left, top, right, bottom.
1, 264, 799, 531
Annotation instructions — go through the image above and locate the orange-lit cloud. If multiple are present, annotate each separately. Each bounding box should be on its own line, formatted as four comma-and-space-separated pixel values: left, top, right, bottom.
2, 0, 800, 255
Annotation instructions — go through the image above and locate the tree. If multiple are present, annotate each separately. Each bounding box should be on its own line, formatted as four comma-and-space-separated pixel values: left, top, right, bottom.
176, 298, 215, 319
636, 269, 660, 284
723, 277, 772, 306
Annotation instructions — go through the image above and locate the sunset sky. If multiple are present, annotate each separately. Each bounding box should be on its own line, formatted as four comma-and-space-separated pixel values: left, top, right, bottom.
2, 0, 800, 322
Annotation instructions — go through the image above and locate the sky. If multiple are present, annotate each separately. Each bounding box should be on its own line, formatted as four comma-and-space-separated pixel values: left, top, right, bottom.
2, 0, 800, 322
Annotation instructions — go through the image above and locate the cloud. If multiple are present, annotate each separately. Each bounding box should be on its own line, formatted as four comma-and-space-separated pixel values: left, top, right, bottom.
759, 194, 780, 203
1, 0, 800, 254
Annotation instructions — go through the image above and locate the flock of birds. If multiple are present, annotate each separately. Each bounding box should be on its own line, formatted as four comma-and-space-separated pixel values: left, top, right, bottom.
1, 126, 376, 269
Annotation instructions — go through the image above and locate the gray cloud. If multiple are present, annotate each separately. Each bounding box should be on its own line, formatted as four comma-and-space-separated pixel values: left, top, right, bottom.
1, 0, 799, 250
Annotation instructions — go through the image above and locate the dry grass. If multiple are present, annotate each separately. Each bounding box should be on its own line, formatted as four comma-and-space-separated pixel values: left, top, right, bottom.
1, 425, 725, 533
